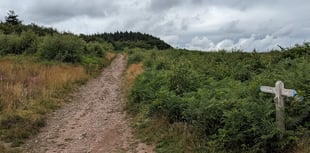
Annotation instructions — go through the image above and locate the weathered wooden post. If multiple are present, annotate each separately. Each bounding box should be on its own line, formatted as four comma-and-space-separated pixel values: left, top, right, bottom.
260, 81, 297, 139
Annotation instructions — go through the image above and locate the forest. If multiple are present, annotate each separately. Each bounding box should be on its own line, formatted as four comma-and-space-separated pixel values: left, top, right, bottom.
0, 11, 309, 153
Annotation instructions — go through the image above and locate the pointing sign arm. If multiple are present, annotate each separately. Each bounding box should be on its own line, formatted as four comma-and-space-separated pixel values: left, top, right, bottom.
282, 89, 297, 97
260, 86, 275, 94
260, 86, 297, 97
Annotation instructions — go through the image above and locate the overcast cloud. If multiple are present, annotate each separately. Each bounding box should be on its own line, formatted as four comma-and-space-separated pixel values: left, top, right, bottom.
0, 0, 309, 51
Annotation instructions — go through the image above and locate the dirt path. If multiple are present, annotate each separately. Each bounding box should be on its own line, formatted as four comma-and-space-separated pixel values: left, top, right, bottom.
23, 54, 154, 153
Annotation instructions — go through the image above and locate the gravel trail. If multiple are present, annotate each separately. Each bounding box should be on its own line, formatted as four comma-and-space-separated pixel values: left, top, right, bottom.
24, 54, 153, 153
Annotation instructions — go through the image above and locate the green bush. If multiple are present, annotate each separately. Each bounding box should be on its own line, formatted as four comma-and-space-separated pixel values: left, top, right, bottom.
128, 49, 143, 64
81, 55, 108, 76
0, 30, 38, 55
85, 42, 105, 57
0, 34, 23, 55
38, 34, 86, 63
21, 30, 38, 54
169, 61, 201, 95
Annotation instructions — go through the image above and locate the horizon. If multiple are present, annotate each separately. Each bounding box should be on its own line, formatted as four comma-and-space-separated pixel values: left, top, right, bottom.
1, 0, 309, 52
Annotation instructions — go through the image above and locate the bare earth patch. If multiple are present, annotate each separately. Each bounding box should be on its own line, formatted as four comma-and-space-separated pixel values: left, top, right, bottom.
23, 54, 154, 153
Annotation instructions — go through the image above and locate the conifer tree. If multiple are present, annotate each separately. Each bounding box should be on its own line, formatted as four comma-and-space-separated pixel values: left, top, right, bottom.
5, 10, 22, 25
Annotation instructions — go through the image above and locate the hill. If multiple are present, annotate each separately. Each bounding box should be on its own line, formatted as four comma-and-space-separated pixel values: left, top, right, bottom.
80, 31, 172, 50
0, 23, 172, 60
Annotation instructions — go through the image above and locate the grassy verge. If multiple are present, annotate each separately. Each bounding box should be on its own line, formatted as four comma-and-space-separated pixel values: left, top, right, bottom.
0, 54, 113, 152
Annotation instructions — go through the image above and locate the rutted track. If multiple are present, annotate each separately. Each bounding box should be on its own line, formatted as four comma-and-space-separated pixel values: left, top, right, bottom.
24, 54, 153, 153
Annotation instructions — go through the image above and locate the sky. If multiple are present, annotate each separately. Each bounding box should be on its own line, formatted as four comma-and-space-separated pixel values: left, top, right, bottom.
0, 0, 309, 51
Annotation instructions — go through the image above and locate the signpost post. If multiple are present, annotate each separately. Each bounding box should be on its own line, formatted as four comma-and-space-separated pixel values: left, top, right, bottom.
260, 81, 297, 139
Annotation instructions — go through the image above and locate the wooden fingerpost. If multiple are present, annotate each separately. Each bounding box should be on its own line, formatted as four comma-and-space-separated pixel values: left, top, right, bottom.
260, 81, 297, 139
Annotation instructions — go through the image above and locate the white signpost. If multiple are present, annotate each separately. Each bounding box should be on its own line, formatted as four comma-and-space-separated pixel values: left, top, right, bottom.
260, 81, 297, 138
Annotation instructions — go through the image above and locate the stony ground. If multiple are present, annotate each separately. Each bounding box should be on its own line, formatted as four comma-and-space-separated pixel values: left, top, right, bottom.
23, 54, 154, 153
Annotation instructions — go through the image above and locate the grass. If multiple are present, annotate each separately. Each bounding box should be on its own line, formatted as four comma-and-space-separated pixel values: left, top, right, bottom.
82, 52, 116, 77
131, 112, 208, 153
125, 62, 144, 90
293, 136, 310, 153
124, 61, 191, 153
0, 55, 109, 151
123, 60, 144, 113
124, 62, 202, 153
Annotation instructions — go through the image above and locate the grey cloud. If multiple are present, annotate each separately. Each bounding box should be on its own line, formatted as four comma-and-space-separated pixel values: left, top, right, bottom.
192, 0, 280, 10
27, 0, 118, 23
149, 0, 184, 11
185, 33, 307, 52
220, 20, 241, 34
274, 25, 294, 37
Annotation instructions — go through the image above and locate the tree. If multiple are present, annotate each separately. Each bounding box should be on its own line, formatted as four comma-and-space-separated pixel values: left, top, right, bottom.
5, 10, 22, 25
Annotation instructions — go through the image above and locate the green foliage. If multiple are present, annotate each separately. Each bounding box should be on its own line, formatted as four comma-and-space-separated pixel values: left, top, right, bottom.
80, 31, 172, 50
127, 50, 143, 65
0, 112, 46, 146
0, 31, 37, 55
81, 55, 110, 76
38, 34, 86, 63
85, 41, 113, 57
282, 43, 310, 59
128, 45, 310, 153
169, 61, 201, 96
0, 22, 113, 85
21, 30, 39, 54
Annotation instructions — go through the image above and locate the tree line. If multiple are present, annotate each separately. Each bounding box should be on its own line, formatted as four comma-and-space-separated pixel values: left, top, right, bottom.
0, 10, 171, 51
80, 31, 172, 50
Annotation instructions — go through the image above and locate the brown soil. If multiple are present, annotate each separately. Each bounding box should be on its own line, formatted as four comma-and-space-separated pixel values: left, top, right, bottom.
23, 54, 154, 153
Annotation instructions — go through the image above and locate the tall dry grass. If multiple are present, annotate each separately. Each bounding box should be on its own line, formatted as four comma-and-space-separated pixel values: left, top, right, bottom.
125, 62, 144, 90
293, 137, 310, 153
0, 56, 88, 146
